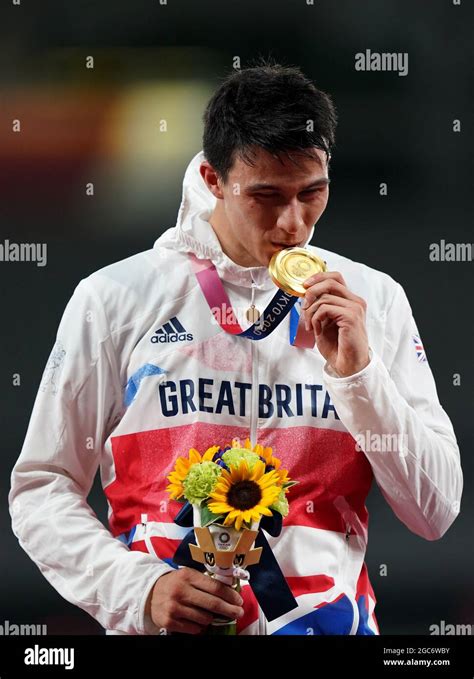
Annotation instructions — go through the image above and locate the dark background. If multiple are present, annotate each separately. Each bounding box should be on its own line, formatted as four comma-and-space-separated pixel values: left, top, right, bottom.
0, 0, 472, 635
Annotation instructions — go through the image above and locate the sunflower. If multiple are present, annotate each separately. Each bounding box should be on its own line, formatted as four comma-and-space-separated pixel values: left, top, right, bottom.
208, 459, 282, 530
223, 438, 292, 488
255, 443, 281, 470
166, 445, 220, 500
248, 441, 293, 487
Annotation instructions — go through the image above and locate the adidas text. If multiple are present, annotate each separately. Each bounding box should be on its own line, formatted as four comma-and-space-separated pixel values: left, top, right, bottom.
151, 332, 193, 344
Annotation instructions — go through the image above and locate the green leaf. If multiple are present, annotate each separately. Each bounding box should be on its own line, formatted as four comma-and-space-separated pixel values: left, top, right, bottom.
200, 504, 225, 527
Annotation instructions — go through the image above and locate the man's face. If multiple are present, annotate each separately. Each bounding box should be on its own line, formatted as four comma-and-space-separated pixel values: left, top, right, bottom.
202, 146, 330, 267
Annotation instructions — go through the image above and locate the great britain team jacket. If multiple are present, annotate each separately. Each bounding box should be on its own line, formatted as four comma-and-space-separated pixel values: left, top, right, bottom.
9, 150, 463, 635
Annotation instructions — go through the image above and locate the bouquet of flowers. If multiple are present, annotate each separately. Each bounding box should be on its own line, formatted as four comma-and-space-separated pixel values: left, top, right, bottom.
166, 437, 296, 634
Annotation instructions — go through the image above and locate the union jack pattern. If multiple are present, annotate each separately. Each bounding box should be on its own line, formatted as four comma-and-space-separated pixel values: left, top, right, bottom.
412, 334, 427, 363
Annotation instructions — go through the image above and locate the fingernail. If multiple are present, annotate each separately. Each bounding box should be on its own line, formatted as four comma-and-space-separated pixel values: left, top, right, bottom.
238, 609, 244, 618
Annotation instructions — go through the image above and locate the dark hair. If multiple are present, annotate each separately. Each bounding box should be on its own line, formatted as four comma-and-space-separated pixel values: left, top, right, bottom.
202, 58, 338, 183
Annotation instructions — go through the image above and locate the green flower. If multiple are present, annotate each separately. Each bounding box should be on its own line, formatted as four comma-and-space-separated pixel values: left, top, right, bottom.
222, 448, 261, 471
270, 488, 289, 517
183, 461, 222, 505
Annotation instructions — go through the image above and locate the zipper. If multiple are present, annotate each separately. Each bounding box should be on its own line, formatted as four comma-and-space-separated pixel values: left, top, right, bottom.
249, 281, 258, 449
248, 279, 264, 634
344, 522, 360, 635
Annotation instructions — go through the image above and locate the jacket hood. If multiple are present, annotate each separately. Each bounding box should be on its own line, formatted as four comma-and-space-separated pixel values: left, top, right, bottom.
154, 150, 316, 290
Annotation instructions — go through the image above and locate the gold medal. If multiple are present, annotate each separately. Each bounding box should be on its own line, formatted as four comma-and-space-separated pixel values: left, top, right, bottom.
268, 247, 327, 297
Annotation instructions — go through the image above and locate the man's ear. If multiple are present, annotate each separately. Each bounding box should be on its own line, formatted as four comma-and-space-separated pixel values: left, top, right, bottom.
200, 161, 225, 199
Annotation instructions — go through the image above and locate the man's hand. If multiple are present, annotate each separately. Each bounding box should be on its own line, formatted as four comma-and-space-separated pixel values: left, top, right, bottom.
146, 567, 244, 635
301, 271, 370, 377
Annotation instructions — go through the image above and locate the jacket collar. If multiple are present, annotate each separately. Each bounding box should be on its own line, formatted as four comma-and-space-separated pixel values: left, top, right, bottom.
154, 150, 315, 290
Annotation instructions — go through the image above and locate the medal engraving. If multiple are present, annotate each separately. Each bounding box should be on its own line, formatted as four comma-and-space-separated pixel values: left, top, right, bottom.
269, 247, 327, 297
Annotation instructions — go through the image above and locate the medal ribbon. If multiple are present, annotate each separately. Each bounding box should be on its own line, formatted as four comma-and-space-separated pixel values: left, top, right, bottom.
189, 253, 315, 347
172, 501, 298, 623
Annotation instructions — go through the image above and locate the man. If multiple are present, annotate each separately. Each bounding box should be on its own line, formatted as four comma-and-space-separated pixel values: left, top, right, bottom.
9, 63, 462, 635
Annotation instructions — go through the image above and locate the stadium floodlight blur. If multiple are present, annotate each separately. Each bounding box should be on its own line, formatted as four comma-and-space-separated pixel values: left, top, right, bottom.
0, 46, 216, 238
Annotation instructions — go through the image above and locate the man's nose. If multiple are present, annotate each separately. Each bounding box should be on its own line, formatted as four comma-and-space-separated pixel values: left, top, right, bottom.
277, 200, 306, 234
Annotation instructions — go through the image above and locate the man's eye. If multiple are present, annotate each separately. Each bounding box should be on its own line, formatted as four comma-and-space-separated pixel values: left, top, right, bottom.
253, 189, 324, 199
300, 189, 323, 197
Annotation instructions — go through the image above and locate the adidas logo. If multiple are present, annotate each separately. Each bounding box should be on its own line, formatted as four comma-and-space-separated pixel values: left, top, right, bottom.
151, 316, 193, 344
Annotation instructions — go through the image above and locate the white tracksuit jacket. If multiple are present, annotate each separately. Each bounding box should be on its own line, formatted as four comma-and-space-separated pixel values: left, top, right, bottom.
9, 150, 463, 636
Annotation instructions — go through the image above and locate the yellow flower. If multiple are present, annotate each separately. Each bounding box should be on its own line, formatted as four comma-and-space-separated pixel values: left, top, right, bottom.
257, 444, 282, 471
244, 440, 291, 487
224, 439, 291, 488
166, 446, 220, 500
235, 439, 282, 469
166, 471, 185, 501
208, 459, 281, 531
276, 468, 291, 487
